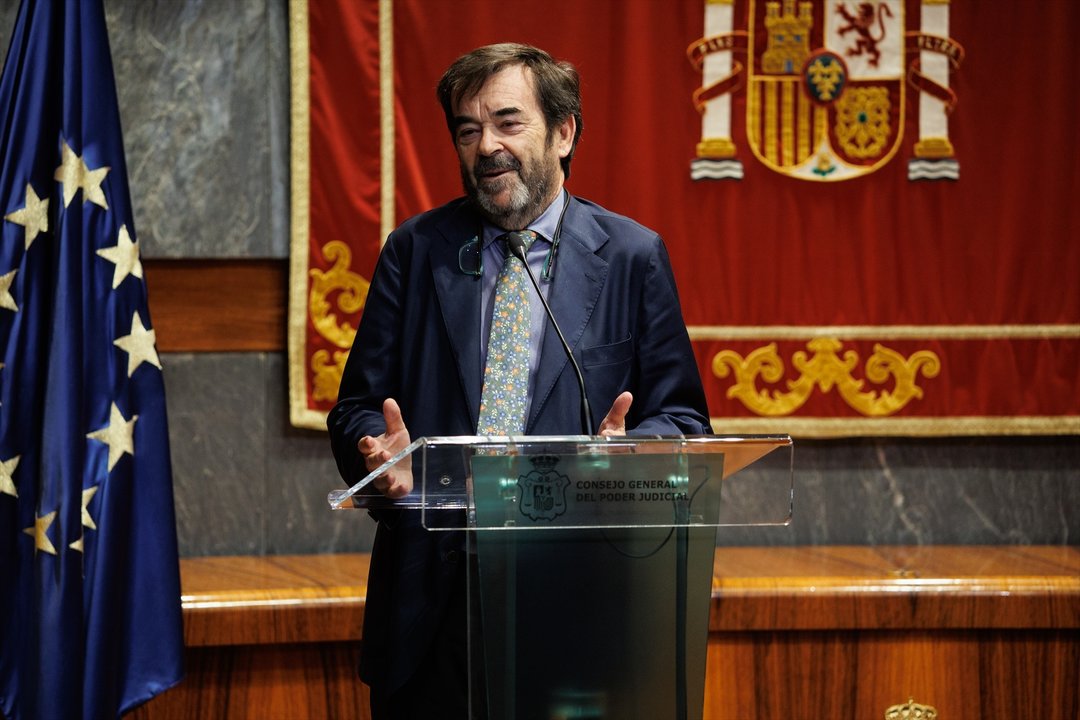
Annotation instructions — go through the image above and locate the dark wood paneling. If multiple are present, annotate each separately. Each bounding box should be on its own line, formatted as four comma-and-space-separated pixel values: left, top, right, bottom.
145, 259, 286, 352
706, 629, 1080, 720
852, 631, 982, 719
711, 545, 1080, 630
128, 644, 368, 720
180, 554, 367, 646
132, 548, 1080, 720
978, 631, 1080, 720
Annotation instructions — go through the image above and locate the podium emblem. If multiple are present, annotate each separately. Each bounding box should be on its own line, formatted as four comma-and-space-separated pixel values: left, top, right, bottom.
517, 455, 570, 522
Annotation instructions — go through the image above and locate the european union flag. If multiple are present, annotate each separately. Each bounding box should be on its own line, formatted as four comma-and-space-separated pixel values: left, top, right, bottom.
0, 0, 184, 717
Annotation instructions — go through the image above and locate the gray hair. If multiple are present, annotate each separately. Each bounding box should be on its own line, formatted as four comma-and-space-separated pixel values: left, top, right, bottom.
437, 43, 583, 179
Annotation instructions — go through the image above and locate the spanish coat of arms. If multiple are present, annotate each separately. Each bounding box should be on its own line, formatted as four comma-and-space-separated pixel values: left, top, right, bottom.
689, 0, 963, 182
516, 455, 570, 522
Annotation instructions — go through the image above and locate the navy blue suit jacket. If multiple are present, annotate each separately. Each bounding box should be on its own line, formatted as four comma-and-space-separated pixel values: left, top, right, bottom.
328, 194, 710, 692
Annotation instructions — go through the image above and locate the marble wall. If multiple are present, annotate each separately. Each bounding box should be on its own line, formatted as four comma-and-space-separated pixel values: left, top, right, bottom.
107, 0, 291, 258
3, 1, 1076, 556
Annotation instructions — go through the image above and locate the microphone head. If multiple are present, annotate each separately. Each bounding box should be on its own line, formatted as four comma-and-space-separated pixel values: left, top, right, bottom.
505, 231, 530, 260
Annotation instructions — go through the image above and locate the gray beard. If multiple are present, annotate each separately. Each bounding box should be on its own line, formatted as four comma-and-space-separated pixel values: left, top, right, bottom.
462, 155, 559, 231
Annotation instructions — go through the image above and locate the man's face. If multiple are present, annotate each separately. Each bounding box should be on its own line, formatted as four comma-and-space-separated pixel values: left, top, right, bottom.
452, 64, 574, 230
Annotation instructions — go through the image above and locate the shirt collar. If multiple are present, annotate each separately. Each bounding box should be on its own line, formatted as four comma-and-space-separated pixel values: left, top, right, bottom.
481, 188, 567, 250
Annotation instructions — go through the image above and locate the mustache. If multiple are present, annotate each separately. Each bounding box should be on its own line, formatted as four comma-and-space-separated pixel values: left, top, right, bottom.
473, 154, 521, 177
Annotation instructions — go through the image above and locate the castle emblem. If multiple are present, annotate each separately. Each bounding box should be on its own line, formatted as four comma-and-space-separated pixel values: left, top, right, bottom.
688, 0, 963, 182
516, 455, 570, 522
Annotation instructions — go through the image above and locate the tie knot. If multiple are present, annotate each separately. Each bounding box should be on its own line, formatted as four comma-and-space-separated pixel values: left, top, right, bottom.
502, 230, 537, 256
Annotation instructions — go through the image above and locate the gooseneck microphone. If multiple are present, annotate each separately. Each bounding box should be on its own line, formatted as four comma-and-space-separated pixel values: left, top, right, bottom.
506, 232, 594, 435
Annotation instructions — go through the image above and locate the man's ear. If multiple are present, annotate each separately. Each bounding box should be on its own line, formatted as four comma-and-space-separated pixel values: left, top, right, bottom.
555, 116, 576, 159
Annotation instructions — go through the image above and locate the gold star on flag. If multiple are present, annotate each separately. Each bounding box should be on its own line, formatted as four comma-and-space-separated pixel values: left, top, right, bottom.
54, 140, 110, 209
96, 225, 143, 289
0, 269, 17, 312
0, 455, 19, 498
69, 485, 101, 552
79, 485, 100, 530
4, 183, 49, 250
23, 510, 58, 555
86, 402, 138, 472
114, 311, 161, 376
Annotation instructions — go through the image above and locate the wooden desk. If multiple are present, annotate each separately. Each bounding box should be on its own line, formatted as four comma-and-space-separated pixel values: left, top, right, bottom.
133, 546, 1080, 719
132, 555, 370, 720
706, 546, 1080, 719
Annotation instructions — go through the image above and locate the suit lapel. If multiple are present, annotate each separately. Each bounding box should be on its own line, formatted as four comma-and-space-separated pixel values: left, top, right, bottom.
430, 205, 484, 429
527, 199, 609, 432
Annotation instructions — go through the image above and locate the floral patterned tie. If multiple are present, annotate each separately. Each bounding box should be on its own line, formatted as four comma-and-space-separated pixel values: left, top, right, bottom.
477, 230, 537, 435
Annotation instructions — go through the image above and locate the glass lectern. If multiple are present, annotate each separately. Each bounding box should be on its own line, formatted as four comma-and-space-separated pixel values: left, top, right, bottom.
330, 435, 793, 720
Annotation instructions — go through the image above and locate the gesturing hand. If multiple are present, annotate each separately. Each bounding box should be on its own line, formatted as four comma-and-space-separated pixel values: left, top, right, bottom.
357, 398, 413, 497
598, 391, 633, 437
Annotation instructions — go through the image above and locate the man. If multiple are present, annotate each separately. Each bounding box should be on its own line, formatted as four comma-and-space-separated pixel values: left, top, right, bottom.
328, 43, 710, 719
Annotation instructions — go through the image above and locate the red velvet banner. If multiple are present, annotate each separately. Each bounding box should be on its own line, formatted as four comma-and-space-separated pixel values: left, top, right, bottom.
289, 0, 1080, 436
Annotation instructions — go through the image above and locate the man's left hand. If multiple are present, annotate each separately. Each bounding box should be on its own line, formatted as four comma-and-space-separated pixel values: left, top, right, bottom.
598, 391, 633, 436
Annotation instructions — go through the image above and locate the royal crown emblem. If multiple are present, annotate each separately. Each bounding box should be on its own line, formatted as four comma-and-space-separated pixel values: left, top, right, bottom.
516, 455, 570, 522
884, 696, 938, 719
688, 0, 964, 182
